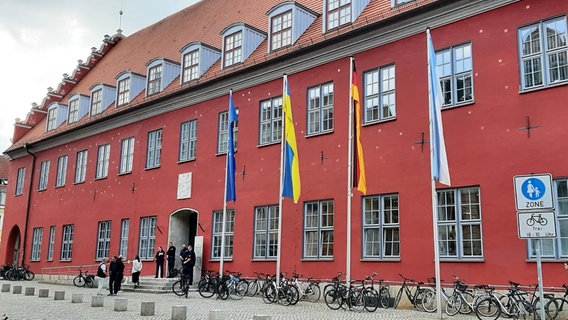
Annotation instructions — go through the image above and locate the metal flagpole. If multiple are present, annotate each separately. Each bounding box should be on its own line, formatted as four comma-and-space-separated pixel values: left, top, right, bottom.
276, 75, 288, 286
346, 57, 355, 284
427, 31, 443, 319
219, 89, 233, 277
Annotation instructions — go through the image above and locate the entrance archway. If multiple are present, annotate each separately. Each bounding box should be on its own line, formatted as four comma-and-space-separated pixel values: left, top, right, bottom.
169, 208, 198, 256
4, 226, 21, 266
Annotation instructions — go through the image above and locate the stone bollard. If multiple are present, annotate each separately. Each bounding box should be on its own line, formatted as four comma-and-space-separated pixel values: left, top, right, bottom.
114, 298, 128, 312
140, 301, 155, 316
1, 283, 10, 292
208, 310, 225, 320
25, 287, 35, 296
12, 285, 22, 294
91, 295, 104, 307
71, 293, 83, 303
38, 289, 49, 298
253, 316, 271, 320
171, 305, 187, 320
54, 290, 65, 300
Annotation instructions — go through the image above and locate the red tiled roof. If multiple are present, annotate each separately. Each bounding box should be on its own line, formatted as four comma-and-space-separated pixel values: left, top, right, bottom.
7, 0, 437, 152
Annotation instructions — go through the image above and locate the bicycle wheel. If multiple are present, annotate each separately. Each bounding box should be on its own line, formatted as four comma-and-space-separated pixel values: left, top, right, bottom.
324, 289, 343, 310
24, 271, 35, 281
228, 281, 247, 300
421, 290, 437, 313
414, 288, 431, 312
217, 282, 229, 300
198, 281, 216, 298
393, 288, 404, 309
246, 280, 259, 297
262, 283, 277, 304
445, 294, 462, 316
172, 280, 185, 296
86, 276, 94, 288
544, 298, 561, 320
349, 290, 365, 312
73, 275, 86, 287
379, 286, 391, 309
306, 283, 321, 303
278, 286, 292, 306
459, 291, 475, 314
475, 297, 500, 320
363, 288, 379, 312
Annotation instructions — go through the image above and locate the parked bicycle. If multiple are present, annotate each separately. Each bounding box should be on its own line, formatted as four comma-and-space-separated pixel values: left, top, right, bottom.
393, 274, 433, 312
73, 267, 94, 288
290, 272, 321, 303
544, 284, 568, 319
245, 271, 266, 297
324, 278, 366, 312
172, 271, 194, 298
3, 264, 35, 281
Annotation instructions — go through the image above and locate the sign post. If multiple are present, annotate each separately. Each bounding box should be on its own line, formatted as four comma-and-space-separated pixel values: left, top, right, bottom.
513, 174, 555, 320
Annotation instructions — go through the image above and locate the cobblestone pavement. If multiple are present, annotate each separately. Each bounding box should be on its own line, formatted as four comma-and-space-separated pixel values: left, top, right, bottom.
0, 279, 477, 320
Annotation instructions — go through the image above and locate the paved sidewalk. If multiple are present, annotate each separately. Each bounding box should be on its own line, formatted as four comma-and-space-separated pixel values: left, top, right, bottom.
0, 280, 476, 320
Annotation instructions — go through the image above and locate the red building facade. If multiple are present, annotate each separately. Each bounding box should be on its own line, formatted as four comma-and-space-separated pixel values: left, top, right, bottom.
2, 0, 568, 286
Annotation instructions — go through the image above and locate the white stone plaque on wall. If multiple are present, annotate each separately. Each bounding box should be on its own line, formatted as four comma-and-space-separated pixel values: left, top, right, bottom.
177, 172, 192, 199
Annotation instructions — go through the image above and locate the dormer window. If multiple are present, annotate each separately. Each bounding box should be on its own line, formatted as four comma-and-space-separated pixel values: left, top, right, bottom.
67, 94, 90, 124
46, 103, 68, 131
115, 71, 146, 107
145, 59, 180, 96
91, 89, 103, 115
323, 0, 370, 32
89, 84, 117, 117
224, 32, 243, 68
392, 0, 413, 6
47, 108, 57, 131
68, 99, 79, 123
183, 50, 199, 82
180, 43, 221, 84
221, 24, 266, 69
271, 11, 292, 51
117, 78, 130, 106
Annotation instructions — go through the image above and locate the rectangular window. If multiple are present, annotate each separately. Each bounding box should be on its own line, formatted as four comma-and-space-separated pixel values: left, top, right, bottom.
146, 129, 163, 169
96, 144, 111, 179
327, 0, 351, 31
363, 194, 400, 258
47, 108, 57, 131
31, 227, 43, 261
68, 99, 80, 124
182, 50, 200, 83
120, 219, 130, 257
117, 78, 131, 106
139, 216, 157, 260
179, 120, 198, 162
75, 150, 88, 184
212, 210, 235, 260
96, 221, 112, 260
61, 224, 74, 261
148, 65, 162, 95
259, 97, 282, 145
392, 0, 413, 6
436, 43, 473, 107
519, 17, 568, 90
528, 179, 568, 258
271, 10, 292, 51
304, 200, 335, 259
38, 160, 50, 191
437, 187, 483, 259
364, 65, 396, 123
307, 83, 334, 135
91, 89, 103, 116
254, 205, 279, 259
0, 190, 5, 207
120, 137, 135, 174
16, 167, 26, 196
47, 226, 56, 261
217, 111, 238, 154
224, 32, 243, 68
56, 155, 68, 187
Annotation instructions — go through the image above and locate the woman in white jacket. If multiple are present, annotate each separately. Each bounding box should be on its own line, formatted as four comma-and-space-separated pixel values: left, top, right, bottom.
132, 255, 143, 288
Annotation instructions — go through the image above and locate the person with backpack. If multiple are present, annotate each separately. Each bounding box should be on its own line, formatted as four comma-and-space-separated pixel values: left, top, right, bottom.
96, 258, 109, 295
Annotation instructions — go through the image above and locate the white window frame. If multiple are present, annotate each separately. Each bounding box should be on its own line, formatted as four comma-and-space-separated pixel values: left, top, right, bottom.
307, 82, 334, 135
56, 155, 68, 187
180, 120, 198, 162
362, 194, 400, 259
519, 16, 568, 91
254, 205, 279, 259
91, 89, 103, 116
224, 31, 243, 68
146, 129, 163, 169
147, 65, 162, 95
217, 111, 238, 154
327, 0, 351, 31
364, 65, 396, 123
120, 219, 130, 257
96, 144, 111, 179
61, 224, 74, 261
259, 97, 282, 145
392, 0, 413, 6
182, 49, 200, 83
15, 167, 26, 196
271, 10, 292, 51
31, 227, 43, 262
47, 108, 57, 131
38, 160, 50, 191
75, 150, 88, 184
436, 43, 474, 107
437, 187, 483, 260
304, 200, 335, 259
47, 226, 56, 261
68, 98, 80, 124
96, 221, 112, 260
120, 137, 135, 174
117, 77, 131, 106
212, 210, 235, 260
139, 216, 157, 260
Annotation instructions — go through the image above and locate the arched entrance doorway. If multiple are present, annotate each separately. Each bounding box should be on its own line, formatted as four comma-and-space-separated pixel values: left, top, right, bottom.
168, 208, 198, 252
4, 226, 21, 266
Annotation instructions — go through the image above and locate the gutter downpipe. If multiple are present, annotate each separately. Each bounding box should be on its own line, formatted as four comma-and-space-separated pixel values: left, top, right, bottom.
22, 144, 36, 266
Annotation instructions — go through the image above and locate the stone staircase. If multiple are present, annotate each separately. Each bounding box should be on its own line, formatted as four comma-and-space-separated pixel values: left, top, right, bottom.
121, 276, 197, 294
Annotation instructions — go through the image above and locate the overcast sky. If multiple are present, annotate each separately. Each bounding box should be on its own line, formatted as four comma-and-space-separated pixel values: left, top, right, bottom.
0, 0, 201, 153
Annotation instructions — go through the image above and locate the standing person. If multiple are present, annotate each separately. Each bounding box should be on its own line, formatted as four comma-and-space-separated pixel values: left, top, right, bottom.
108, 256, 118, 296
96, 258, 109, 295
115, 255, 125, 294
131, 255, 143, 288
155, 246, 165, 278
180, 243, 195, 285
167, 242, 176, 278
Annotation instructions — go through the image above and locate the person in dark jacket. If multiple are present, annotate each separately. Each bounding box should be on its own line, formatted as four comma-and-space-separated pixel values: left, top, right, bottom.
108, 256, 118, 296
155, 246, 165, 278
116, 255, 125, 293
167, 242, 176, 278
